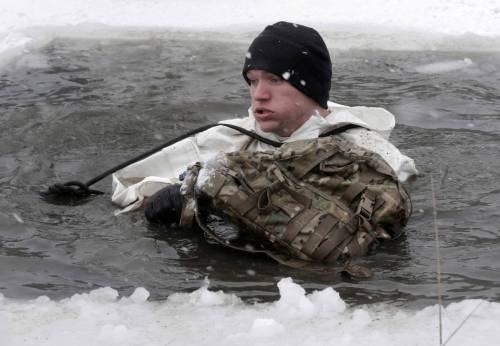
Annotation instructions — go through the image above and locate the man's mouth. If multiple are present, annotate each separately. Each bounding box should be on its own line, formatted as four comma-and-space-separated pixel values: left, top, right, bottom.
254, 107, 273, 117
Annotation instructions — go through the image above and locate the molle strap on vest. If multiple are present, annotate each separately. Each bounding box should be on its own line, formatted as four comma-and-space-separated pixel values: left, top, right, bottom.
181, 136, 412, 275
282, 209, 321, 243
341, 182, 367, 205
308, 217, 349, 261
301, 214, 339, 256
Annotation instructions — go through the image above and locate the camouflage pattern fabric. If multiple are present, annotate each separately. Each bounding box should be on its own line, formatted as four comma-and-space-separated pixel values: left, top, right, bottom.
180, 136, 411, 273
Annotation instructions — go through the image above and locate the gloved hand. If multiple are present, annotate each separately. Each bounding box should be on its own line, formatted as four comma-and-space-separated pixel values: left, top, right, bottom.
144, 184, 183, 225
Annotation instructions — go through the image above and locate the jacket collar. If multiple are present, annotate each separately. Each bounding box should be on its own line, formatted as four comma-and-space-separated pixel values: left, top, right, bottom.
248, 100, 396, 142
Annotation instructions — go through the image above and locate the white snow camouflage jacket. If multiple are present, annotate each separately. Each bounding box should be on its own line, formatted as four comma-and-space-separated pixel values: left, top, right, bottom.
111, 101, 418, 213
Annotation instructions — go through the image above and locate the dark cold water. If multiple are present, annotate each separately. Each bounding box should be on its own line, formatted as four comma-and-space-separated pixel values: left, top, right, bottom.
0, 36, 499, 307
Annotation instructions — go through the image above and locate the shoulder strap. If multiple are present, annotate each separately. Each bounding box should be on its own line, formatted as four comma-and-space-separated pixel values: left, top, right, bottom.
319, 123, 361, 137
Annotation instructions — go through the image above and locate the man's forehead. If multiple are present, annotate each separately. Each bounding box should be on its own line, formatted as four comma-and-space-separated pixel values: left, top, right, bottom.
246, 70, 280, 79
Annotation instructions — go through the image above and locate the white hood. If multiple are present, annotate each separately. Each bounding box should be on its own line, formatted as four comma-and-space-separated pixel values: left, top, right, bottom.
326, 101, 396, 140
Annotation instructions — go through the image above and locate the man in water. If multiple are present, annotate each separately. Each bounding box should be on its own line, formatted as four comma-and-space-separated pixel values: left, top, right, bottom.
111, 21, 417, 222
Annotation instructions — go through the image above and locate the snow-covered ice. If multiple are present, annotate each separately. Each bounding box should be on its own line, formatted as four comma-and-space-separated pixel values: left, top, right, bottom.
1, 278, 498, 346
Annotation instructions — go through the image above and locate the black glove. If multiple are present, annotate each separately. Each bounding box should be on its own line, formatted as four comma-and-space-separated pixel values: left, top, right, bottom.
144, 184, 183, 225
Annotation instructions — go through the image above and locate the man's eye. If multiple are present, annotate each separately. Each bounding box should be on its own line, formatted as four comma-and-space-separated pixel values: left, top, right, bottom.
270, 78, 282, 84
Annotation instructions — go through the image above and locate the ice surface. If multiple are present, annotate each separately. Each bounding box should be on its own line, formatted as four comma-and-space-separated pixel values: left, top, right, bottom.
415, 58, 474, 73
2, 0, 500, 66
1, 278, 498, 346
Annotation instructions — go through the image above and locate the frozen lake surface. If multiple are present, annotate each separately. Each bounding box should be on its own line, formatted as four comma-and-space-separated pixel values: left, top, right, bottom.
1, 0, 500, 344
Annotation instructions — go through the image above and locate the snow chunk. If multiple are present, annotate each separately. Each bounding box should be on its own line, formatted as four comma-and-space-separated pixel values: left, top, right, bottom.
282, 71, 291, 80
88, 287, 120, 303
309, 286, 346, 315
168, 278, 239, 307
272, 278, 349, 321
35, 295, 50, 304
300, 79, 306, 86
191, 287, 226, 306
275, 277, 316, 319
245, 51, 252, 59
129, 287, 150, 303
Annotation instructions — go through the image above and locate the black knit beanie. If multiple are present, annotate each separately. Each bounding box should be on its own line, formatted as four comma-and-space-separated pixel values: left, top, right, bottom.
242, 21, 332, 109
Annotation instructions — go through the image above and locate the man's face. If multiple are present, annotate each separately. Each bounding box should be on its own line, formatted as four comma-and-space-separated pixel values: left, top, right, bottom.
247, 70, 324, 137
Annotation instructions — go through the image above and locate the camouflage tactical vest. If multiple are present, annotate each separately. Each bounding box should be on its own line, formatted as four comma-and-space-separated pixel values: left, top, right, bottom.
180, 135, 411, 275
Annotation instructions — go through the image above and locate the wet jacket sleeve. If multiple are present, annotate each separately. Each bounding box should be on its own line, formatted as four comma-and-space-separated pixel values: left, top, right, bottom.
111, 117, 253, 213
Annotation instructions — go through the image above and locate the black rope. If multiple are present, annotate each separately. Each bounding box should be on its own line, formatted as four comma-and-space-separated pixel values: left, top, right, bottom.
41, 122, 360, 200
47, 181, 104, 196
84, 123, 281, 188
42, 123, 281, 199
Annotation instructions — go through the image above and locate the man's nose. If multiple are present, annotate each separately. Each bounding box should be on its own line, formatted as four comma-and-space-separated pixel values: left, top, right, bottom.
252, 82, 271, 101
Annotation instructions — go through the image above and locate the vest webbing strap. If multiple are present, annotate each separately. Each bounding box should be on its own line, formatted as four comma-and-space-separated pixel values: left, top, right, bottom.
341, 182, 367, 205
228, 191, 256, 216
311, 223, 352, 262
325, 236, 354, 263
281, 209, 321, 243
301, 214, 338, 257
